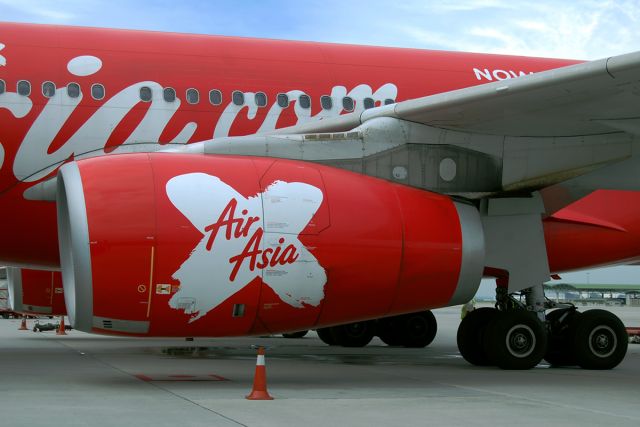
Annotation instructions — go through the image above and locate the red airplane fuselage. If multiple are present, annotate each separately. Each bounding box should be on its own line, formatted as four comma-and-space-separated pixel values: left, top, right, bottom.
0, 22, 638, 280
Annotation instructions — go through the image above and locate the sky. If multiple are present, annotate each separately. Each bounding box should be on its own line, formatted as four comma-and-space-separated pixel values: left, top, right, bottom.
1, 0, 639, 295
0, 0, 639, 60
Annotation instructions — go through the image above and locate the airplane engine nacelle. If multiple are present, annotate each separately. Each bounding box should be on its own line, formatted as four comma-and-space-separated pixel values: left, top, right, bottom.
57, 153, 484, 336
6, 268, 66, 315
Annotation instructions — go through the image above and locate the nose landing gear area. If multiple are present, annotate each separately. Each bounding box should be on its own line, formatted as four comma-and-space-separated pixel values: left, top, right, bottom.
458, 304, 629, 370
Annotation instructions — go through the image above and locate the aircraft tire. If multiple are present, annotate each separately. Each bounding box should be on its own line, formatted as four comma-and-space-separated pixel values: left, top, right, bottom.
377, 317, 404, 346
316, 327, 337, 345
484, 310, 547, 370
398, 310, 437, 348
282, 330, 309, 338
572, 309, 628, 370
457, 307, 498, 366
544, 308, 581, 366
330, 321, 375, 347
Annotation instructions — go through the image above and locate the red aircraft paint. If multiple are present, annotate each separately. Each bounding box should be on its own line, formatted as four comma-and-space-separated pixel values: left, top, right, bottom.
61, 153, 466, 336
6, 268, 66, 316
0, 22, 576, 267
1, 23, 639, 336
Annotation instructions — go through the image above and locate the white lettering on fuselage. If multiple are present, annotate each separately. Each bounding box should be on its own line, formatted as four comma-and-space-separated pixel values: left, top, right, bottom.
211, 84, 399, 137
13, 81, 197, 182
473, 68, 533, 81
0, 43, 5, 66
0, 92, 33, 172
4, 53, 398, 184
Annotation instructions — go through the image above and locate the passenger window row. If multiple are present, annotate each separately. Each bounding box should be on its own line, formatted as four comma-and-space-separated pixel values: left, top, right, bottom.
0, 80, 396, 110
0, 80, 105, 100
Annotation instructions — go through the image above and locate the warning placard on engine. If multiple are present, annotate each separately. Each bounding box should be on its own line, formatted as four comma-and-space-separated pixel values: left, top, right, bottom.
156, 284, 171, 295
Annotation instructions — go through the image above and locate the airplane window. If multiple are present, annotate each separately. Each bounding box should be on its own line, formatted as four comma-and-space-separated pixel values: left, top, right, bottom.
255, 92, 267, 107
277, 93, 289, 108
299, 94, 311, 109
91, 84, 105, 100
384, 98, 395, 105
67, 83, 80, 98
232, 90, 244, 106
17, 80, 31, 96
42, 81, 56, 98
163, 87, 176, 102
209, 89, 222, 105
363, 98, 375, 109
139, 86, 152, 102
320, 95, 333, 110
342, 96, 354, 112
186, 88, 199, 104
0, 79, 4, 94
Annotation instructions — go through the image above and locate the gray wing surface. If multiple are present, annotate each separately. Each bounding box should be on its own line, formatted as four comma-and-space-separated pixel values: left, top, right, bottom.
181, 51, 640, 210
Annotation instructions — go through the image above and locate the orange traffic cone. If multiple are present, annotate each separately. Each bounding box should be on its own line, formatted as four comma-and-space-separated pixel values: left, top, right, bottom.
56, 316, 67, 335
18, 317, 28, 330
245, 346, 274, 400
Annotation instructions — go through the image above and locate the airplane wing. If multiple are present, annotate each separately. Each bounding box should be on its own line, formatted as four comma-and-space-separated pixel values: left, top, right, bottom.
181, 50, 640, 214
30, 51, 640, 211
271, 50, 640, 137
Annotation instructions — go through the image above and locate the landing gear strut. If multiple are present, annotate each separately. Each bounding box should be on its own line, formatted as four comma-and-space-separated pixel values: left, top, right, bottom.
457, 282, 628, 370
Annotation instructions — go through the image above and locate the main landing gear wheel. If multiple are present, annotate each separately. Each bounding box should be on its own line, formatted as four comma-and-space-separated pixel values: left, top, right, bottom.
330, 321, 375, 347
377, 311, 437, 348
377, 317, 404, 346
572, 309, 628, 370
316, 327, 337, 345
399, 310, 437, 348
544, 308, 582, 366
457, 307, 498, 366
484, 310, 547, 370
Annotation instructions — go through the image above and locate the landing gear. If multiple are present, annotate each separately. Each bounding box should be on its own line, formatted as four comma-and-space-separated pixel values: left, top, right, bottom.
329, 321, 375, 347
457, 283, 629, 370
457, 307, 498, 366
484, 310, 547, 370
377, 317, 404, 346
316, 327, 337, 345
401, 311, 438, 348
315, 310, 437, 348
544, 307, 581, 366
457, 286, 549, 369
378, 311, 437, 348
572, 309, 628, 370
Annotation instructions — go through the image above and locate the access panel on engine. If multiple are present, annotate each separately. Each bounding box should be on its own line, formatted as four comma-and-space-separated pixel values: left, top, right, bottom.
83, 155, 158, 334
254, 159, 330, 333
149, 154, 267, 336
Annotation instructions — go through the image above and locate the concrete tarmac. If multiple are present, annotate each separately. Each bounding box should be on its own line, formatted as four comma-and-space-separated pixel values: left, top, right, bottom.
1, 305, 639, 427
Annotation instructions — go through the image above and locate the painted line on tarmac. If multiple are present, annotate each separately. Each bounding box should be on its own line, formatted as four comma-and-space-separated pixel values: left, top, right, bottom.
52, 339, 248, 427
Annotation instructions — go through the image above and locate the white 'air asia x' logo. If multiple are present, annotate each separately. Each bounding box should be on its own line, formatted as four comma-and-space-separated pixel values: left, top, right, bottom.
0, 43, 5, 66
166, 173, 327, 322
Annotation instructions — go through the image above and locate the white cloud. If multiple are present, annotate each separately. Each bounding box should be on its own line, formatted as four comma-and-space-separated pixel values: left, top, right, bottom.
414, 0, 513, 12
400, 1, 640, 59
